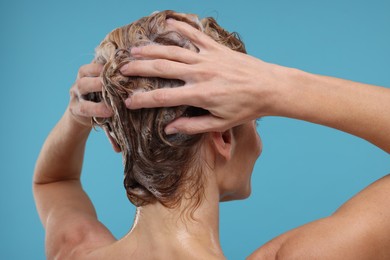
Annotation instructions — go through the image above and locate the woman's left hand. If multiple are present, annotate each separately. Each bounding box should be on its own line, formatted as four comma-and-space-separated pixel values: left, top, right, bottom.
119, 19, 286, 135
69, 63, 113, 128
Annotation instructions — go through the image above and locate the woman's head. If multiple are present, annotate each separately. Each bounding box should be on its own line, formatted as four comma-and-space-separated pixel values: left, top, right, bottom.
92, 10, 259, 209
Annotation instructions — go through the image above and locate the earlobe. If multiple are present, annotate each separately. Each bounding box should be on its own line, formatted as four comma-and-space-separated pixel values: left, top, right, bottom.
103, 126, 121, 153
212, 129, 233, 161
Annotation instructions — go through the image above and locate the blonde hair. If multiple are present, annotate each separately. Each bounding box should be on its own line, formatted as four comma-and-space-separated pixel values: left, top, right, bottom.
92, 10, 246, 209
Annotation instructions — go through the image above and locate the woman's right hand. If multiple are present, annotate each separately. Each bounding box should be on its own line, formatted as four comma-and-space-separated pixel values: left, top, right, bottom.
68, 63, 113, 128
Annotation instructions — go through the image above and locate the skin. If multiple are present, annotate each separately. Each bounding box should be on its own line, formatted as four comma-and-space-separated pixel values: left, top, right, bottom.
33, 62, 262, 259
121, 19, 390, 154
118, 19, 390, 259
33, 19, 390, 259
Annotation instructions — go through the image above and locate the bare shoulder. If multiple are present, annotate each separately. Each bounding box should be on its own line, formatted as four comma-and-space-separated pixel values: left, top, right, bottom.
46, 215, 117, 260
248, 174, 390, 260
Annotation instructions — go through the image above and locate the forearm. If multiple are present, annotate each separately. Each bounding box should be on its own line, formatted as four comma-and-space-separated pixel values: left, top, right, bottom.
33, 63, 109, 231
274, 68, 390, 153
34, 108, 91, 184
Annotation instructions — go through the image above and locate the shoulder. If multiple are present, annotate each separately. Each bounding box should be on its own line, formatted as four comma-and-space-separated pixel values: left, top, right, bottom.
46, 216, 116, 260
248, 175, 390, 259
250, 214, 389, 259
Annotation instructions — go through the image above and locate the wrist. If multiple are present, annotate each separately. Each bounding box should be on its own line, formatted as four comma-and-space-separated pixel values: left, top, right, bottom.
256, 63, 301, 117
268, 65, 315, 119
64, 108, 92, 138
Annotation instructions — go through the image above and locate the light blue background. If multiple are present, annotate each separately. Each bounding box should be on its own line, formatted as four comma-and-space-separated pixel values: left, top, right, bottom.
1, 0, 389, 259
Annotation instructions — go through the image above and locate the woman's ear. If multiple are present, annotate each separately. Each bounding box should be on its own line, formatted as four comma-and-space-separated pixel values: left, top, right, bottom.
103, 126, 121, 153
211, 129, 233, 161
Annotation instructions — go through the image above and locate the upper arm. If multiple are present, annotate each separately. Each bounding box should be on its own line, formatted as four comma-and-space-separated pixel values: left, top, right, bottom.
248, 174, 390, 260
33, 180, 116, 259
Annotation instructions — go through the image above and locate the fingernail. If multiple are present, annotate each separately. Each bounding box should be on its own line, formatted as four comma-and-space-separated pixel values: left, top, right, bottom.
120, 64, 128, 73
131, 47, 141, 55
125, 98, 131, 108
165, 126, 178, 135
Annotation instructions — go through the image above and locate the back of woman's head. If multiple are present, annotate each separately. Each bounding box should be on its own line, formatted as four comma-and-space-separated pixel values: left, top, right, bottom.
93, 10, 246, 209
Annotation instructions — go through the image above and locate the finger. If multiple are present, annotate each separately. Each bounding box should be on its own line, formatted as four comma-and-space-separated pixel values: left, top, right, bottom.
76, 77, 103, 95
126, 87, 201, 109
76, 100, 113, 118
131, 45, 200, 64
165, 115, 229, 135
78, 63, 104, 78
166, 19, 217, 50
120, 59, 191, 79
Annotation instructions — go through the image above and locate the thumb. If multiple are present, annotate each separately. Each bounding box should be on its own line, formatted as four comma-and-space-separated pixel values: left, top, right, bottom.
165, 115, 227, 135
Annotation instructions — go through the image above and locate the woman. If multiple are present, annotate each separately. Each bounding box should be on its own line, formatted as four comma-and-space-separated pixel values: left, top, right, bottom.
119, 14, 390, 259
34, 11, 260, 259
34, 10, 390, 260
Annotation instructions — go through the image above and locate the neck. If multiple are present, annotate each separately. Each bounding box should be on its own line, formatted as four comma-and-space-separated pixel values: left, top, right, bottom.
124, 172, 224, 259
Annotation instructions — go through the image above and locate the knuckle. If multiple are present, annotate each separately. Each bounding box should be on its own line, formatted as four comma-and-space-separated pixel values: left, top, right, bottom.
78, 103, 88, 116
138, 46, 149, 56
97, 103, 110, 117
153, 60, 168, 73
94, 104, 103, 116
178, 123, 194, 135
192, 89, 204, 102
189, 30, 201, 42
208, 40, 223, 51
69, 105, 75, 114
75, 78, 86, 93
153, 90, 167, 105
77, 77, 87, 87
176, 119, 198, 134
193, 66, 213, 81
183, 124, 202, 135
206, 119, 223, 132
78, 65, 87, 78
93, 77, 103, 88
166, 46, 178, 57
192, 85, 210, 105
69, 88, 76, 98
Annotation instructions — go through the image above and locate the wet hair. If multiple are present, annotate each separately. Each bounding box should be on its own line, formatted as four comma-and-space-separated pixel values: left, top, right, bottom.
92, 10, 246, 209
